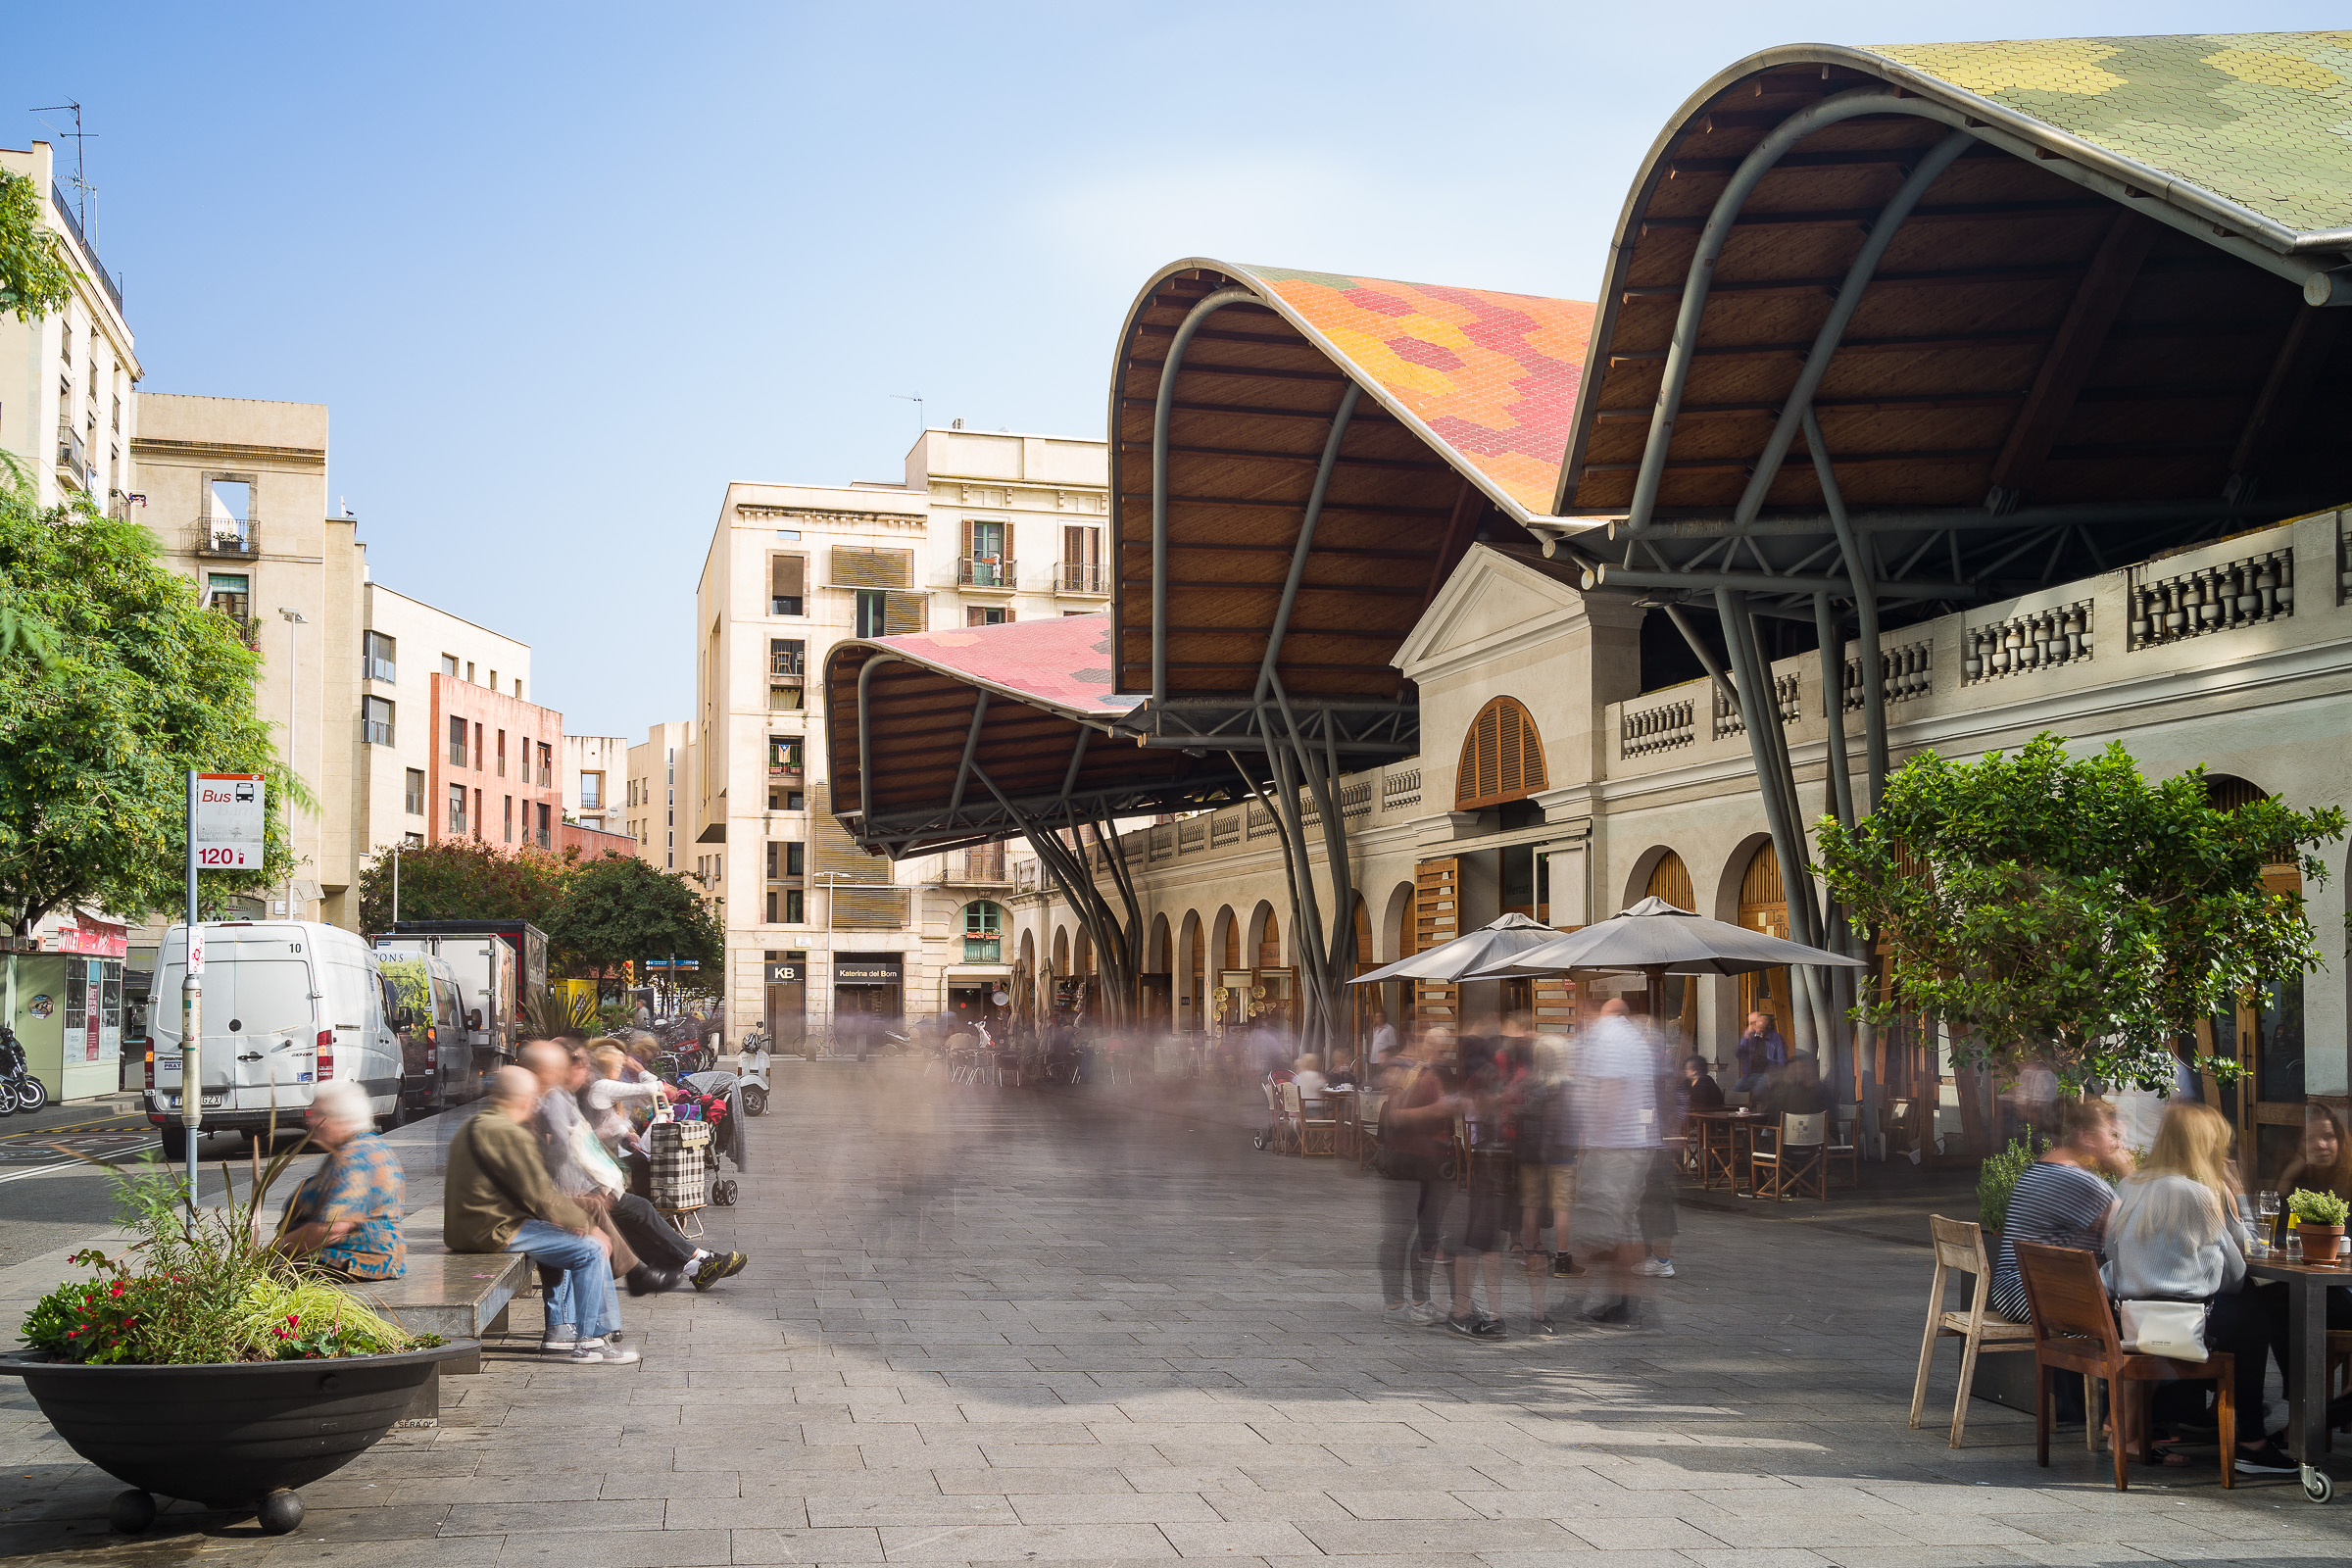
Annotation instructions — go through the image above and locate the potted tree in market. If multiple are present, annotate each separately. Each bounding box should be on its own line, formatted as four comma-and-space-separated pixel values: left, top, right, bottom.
2, 1148, 472, 1537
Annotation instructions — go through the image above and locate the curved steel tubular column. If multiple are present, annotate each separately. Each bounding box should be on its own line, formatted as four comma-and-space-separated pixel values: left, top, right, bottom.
855, 652, 905, 829
1152, 284, 1259, 704
1727, 130, 1977, 533
1812, 592, 1856, 834
1714, 587, 1829, 1056
945, 689, 991, 820
1806, 407, 1889, 806
1254, 381, 1362, 704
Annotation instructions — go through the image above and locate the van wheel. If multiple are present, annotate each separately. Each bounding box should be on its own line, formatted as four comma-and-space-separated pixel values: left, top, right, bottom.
376, 1103, 408, 1133
160, 1124, 188, 1160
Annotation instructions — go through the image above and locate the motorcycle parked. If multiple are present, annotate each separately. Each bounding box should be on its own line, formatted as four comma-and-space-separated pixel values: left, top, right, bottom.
0, 1025, 49, 1115
736, 1027, 770, 1117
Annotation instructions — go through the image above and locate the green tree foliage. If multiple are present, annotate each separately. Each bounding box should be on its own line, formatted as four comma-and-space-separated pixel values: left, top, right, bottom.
0, 470, 303, 935
0, 171, 75, 323
545, 852, 721, 980
354, 837, 570, 935
1816, 734, 2343, 1095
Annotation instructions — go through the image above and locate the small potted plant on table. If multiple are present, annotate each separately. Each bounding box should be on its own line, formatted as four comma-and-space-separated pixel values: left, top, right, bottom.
1, 1148, 472, 1537
2289, 1187, 2350, 1264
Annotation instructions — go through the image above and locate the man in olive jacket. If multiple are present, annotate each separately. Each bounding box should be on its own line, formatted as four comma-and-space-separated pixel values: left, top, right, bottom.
447, 1066, 636, 1364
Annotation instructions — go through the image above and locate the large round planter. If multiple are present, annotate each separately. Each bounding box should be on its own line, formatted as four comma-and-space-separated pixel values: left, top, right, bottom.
0, 1341, 478, 1532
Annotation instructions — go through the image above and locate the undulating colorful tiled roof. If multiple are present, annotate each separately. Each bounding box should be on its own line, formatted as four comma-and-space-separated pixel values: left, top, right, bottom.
1227, 266, 1595, 519
867, 612, 1131, 717
1865, 32, 2352, 236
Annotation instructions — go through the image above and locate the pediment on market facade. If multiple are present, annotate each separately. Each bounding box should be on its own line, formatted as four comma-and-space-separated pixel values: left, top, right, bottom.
1393, 542, 1631, 687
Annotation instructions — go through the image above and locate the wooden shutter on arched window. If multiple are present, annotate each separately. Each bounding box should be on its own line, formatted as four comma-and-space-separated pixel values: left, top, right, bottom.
1454, 697, 1548, 810
1643, 852, 1693, 911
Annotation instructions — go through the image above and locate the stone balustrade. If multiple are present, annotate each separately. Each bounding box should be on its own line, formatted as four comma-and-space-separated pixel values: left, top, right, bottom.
2128, 546, 2292, 649
1622, 696, 1695, 758
1963, 601, 2092, 684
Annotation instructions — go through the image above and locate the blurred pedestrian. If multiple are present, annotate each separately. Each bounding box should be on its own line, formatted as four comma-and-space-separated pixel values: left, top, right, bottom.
274, 1080, 405, 1280
1375, 1040, 1454, 1328
1573, 1000, 1658, 1327
1735, 1010, 1786, 1093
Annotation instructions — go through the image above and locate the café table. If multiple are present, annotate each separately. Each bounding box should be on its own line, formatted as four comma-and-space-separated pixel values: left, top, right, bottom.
2244, 1252, 2352, 1502
1688, 1108, 1763, 1191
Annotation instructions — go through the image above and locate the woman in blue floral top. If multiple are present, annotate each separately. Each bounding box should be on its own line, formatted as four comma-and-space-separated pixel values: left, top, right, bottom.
276, 1080, 407, 1280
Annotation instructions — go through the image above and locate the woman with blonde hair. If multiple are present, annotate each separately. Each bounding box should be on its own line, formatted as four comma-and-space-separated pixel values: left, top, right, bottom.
2106, 1101, 2292, 1472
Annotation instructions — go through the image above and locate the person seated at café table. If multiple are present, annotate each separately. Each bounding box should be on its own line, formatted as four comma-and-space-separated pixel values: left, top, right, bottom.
274, 1079, 407, 1280
1734, 1010, 1786, 1092
1325, 1047, 1359, 1090
1986, 1096, 2128, 1323
2256, 1102, 2352, 1379
1292, 1054, 1328, 1107
2105, 1101, 2295, 1473
1758, 1053, 1835, 1125
1683, 1055, 1725, 1112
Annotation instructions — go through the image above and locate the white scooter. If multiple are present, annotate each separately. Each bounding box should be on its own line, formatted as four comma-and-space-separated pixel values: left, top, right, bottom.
734, 1028, 771, 1116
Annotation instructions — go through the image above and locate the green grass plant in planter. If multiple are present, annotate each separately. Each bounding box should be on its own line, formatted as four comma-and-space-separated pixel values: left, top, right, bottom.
1977, 1135, 2048, 1235
2290, 1187, 2351, 1263
2, 1143, 471, 1536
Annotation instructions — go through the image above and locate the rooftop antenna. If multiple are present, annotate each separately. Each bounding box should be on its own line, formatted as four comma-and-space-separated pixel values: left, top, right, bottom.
889, 392, 924, 430
29, 101, 93, 234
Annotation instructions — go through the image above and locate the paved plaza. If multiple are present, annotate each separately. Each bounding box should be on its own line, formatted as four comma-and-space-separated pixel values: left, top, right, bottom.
5, 1064, 2351, 1567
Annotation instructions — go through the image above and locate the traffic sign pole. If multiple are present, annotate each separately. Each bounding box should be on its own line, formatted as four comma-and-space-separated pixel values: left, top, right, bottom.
181, 771, 201, 1210
181, 771, 265, 1211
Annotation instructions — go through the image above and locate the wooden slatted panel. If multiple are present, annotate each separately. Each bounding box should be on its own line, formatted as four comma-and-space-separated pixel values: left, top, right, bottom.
771, 553, 805, 598
809, 783, 886, 885
883, 590, 928, 634
1412, 858, 1460, 1026
1737, 841, 1791, 1029
830, 885, 908, 929
1644, 851, 1693, 910
1454, 697, 1548, 809
1533, 967, 1577, 1036
831, 546, 912, 588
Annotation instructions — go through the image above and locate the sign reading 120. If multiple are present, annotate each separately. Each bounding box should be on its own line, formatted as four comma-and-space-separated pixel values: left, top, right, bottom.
197, 846, 254, 866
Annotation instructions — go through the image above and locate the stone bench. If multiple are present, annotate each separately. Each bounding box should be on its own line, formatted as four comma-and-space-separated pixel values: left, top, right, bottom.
358, 1249, 533, 1423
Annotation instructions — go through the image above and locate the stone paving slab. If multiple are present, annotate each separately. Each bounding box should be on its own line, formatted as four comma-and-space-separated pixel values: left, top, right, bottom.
3, 1063, 2351, 1566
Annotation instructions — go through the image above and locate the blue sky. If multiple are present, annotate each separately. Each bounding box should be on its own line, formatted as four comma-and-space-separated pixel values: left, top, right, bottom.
8, 3, 2341, 739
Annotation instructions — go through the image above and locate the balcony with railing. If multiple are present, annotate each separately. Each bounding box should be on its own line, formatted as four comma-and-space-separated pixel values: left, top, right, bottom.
1606, 512, 2338, 783
220, 612, 262, 651
362, 719, 396, 747
1054, 561, 1109, 595
55, 423, 89, 490
956, 844, 1007, 883
193, 519, 260, 560
956, 557, 1015, 590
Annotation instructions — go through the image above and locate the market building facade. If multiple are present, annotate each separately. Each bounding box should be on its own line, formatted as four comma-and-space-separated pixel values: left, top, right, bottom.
824, 32, 2352, 1178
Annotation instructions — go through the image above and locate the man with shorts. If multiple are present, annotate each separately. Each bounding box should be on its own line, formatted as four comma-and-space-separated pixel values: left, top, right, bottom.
1572, 999, 1659, 1327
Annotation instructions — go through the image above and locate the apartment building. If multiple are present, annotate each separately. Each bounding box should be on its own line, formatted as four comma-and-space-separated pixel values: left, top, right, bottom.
132, 395, 351, 924
355, 584, 534, 862
564, 735, 626, 838
625, 721, 692, 871
693, 427, 1107, 1048
0, 142, 139, 514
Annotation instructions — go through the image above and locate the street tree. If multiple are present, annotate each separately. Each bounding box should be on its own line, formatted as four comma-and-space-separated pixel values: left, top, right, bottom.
0, 171, 74, 323
1816, 733, 2343, 1096
354, 837, 571, 934
0, 468, 303, 936
543, 852, 720, 983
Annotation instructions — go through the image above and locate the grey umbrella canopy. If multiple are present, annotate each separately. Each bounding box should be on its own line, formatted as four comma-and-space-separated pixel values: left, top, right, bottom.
1347, 912, 1562, 987
1466, 897, 1867, 980
1462, 897, 1864, 1034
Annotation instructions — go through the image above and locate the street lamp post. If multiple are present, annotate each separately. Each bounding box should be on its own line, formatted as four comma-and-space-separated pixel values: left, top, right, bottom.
810, 871, 853, 1052
276, 608, 307, 920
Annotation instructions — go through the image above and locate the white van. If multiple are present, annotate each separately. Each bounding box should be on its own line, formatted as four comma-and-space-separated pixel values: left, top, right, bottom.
146, 920, 403, 1156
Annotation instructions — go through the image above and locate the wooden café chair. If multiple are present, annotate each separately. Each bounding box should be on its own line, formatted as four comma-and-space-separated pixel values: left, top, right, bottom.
1909, 1215, 2036, 1446
1279, 1081, 1338, 1156
1749, 1111, 1829, 1200
2016, 1241, 2233, 1492
1353, 1091, 1386, 1170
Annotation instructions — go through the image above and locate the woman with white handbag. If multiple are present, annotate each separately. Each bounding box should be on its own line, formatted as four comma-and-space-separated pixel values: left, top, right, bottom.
2105, 1102, 2294, 1473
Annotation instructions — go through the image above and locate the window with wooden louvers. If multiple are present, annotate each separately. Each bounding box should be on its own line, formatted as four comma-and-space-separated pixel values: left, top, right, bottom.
1452, 697, 1548, 809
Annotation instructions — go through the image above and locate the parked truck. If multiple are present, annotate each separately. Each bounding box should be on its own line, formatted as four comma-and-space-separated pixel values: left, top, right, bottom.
371, 920, 543, 1070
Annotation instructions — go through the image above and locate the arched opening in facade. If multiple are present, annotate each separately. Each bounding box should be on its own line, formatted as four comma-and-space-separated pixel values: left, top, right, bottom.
1016, 929, 1038, 1025
1733, 840, 1793, 1051
1179, 910, 1204, 1038
1145, 912, 1174, 1029
2190, 773, 2308, 1182
1638, 851, 1698, 1041
1454, 696, 1549, 810
1244, 900, 1293, 1030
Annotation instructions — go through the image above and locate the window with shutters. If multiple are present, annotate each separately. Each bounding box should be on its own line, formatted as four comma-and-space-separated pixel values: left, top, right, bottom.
965, 606, 1010, 627
1453, 696, 1549, 810
769, 554, 806, 615
882, 590, 929, 635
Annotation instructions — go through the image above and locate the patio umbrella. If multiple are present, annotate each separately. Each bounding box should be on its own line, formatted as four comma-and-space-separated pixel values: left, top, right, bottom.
1346, 912, 1562, 987
1462, 896, 1864, 1030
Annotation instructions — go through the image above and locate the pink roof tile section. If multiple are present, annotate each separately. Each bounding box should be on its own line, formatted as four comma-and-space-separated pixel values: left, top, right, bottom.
870, 612, 1129, 716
